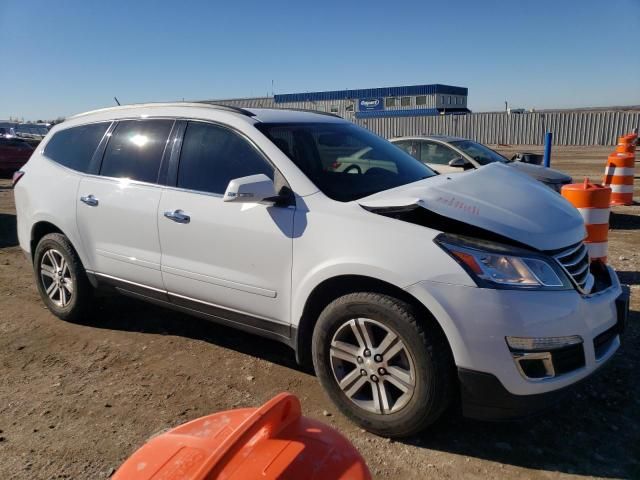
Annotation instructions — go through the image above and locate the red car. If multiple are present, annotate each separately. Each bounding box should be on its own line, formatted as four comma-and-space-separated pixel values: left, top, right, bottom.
0, 137, 34, 177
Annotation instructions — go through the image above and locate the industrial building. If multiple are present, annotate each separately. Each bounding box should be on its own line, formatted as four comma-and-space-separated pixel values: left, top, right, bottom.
204, 84, 639, 145
207, 83, 470, 120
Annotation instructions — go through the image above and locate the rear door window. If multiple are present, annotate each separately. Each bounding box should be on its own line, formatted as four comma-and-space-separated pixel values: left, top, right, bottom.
43, 123, 110, 172
100, 119, 173, 183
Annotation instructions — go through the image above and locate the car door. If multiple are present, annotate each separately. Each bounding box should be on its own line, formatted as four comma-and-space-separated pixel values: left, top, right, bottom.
418, 140, 468, 174
77, 119, 174, 290
158, 120, 294, 333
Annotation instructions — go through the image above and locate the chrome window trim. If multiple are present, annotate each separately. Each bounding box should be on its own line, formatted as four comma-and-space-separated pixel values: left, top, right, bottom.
78, 170, 165, 190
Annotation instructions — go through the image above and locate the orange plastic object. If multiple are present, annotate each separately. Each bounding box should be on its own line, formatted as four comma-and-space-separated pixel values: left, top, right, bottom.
113, 393, 371, 480
602, 133, 636, 206
562, 179, 611, 262
615, 133, 637, 154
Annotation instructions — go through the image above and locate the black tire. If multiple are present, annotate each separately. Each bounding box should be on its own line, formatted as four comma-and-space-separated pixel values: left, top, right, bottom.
312, 292, 454, 438
33, 233, 92, 322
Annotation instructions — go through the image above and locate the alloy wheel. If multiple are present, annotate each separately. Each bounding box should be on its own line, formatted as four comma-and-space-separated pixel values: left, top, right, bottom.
329, 318, 416, 414
40, 248, 73, 308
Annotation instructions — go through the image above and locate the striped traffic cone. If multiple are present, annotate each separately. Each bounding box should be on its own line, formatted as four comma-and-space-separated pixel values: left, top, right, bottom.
603, 133, 636, 206
562, 179, 611, 263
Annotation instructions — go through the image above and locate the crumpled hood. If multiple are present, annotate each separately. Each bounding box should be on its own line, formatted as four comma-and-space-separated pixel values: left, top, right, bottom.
509, 161, 572, 183
359, 163, 585, 251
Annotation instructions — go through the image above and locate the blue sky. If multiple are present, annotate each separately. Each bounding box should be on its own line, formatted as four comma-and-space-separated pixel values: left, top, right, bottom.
1, 0, 639, 120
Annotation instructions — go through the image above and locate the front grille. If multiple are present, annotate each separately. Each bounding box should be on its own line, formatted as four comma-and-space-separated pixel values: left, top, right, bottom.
593, 325, 618, 359
552, 242, 593, 293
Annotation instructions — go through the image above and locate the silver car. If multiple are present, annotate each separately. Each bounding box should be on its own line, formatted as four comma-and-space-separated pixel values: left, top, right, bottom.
391, 135, 572, 192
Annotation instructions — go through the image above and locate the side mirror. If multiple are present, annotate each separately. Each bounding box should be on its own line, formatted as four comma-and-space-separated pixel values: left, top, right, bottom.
448, 157, 470, 168
223, 174, 277, 204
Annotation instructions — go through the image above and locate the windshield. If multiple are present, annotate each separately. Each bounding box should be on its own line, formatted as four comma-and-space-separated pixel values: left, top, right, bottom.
256, 122, 436, 202
449, 139, 509, 166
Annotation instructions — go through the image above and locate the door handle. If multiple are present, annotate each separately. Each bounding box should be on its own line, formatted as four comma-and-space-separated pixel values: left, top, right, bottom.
164, 209, 190, 224
80, 194, 99, 207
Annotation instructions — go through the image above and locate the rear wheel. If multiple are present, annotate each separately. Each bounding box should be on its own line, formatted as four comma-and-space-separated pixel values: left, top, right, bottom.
312, 292, 454, 438
34, 233, 92, 321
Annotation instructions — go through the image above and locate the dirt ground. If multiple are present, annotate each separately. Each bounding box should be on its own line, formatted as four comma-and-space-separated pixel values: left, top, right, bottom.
0, 146, 638, 479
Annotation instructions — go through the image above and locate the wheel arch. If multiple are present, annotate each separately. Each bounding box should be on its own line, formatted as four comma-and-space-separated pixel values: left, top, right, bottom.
294, 274, 454, 370
29, 221, 92, 281
30, 221, 65, 259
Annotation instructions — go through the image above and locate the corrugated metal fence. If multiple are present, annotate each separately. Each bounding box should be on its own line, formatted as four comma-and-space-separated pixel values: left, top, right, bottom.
355, 111, 640, 145
211, 98, 639, 145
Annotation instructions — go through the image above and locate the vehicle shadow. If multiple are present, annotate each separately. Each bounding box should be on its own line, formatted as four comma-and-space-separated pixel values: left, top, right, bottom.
610, 211, 640, 230
0, 213, 18, 248
75, 292, 304, 373
71, 293, 639, 478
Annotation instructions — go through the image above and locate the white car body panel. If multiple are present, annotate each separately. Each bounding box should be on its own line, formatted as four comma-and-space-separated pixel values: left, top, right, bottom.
14, 156, 88, 265
158, 187, 294, 324
289, 191, 476, 326
77, 176, 165, 289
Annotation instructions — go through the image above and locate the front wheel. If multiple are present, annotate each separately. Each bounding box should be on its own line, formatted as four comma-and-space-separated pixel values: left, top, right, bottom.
33, 233, 92, 322
312, 292, 454, 438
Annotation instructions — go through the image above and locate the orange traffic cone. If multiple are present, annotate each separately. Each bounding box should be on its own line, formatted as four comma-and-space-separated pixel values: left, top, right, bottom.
562, 178, 612, 263
603, 133, 636, 206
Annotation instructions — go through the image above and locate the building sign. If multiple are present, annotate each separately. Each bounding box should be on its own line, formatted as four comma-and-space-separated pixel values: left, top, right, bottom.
358, 98, 384, 111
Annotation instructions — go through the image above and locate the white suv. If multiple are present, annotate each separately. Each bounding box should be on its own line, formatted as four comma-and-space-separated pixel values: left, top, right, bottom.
13, 103, 628, 437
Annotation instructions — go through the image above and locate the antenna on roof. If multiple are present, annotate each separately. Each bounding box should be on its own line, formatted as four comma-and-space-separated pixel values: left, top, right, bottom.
114, 97, 121, 106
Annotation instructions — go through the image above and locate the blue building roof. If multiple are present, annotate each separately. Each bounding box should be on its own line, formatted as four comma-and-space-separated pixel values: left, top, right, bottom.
274, 84, 467, 104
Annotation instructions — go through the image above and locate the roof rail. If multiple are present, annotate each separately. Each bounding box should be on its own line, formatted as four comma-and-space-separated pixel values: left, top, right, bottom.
68, 102, 257, 120
282, 108, 343, 119
195, 102, 256, 117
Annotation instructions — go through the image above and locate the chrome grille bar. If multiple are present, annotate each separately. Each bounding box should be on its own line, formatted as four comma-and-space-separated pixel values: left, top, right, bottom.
552, 241, 593, 294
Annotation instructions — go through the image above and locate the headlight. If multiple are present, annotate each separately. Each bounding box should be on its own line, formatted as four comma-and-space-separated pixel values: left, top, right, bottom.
435, 234, 571, 290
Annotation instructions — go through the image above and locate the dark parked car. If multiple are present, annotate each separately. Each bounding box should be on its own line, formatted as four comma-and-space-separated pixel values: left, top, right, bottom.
391, 135, 572, 192
0, 137, 34, 176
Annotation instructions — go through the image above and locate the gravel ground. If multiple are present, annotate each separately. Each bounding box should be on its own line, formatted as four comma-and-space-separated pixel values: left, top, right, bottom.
0, 146, 638, 479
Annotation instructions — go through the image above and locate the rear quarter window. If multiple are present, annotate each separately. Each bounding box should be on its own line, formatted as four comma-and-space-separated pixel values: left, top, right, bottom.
44, 123, 110, 172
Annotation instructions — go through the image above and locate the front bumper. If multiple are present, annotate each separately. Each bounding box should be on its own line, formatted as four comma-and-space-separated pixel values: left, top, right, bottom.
458, 285, 628, 420
406, 266, 626, 399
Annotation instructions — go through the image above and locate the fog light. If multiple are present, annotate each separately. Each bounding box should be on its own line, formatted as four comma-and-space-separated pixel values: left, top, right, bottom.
506, 335, 583, 352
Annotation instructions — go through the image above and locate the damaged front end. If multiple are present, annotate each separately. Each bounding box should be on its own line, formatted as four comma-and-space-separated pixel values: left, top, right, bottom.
359, 164, 612, 294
